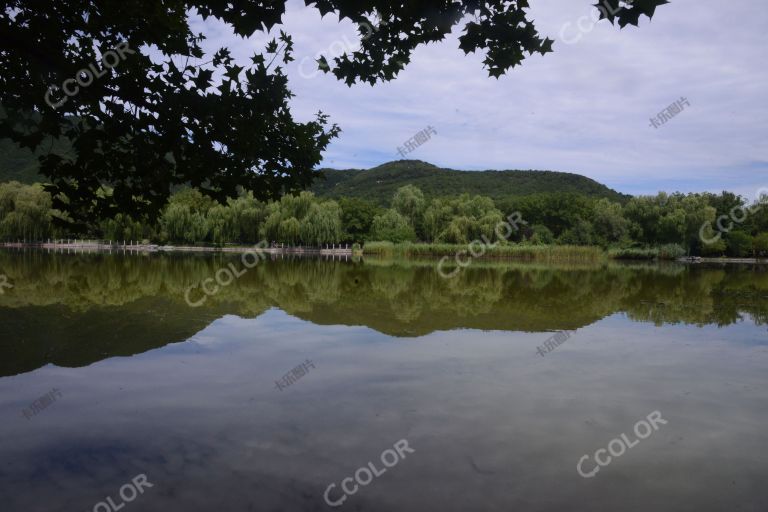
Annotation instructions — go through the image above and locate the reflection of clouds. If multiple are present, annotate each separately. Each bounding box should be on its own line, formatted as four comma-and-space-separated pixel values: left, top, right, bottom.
1, 309, 768, 510
1, 439, 165, 511
188, 335, 221, 347
244, 439, 306, 459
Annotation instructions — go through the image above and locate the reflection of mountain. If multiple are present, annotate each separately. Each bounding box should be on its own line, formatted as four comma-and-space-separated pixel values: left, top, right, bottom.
0, 298, 235, 377
1, 249, 767, 377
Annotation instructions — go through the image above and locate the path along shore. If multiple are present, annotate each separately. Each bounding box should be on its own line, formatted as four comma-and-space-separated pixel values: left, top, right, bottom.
0, 240, 353, 256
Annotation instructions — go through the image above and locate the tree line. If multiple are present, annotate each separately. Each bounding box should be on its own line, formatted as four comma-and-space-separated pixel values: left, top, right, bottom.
1, 180, 767, 257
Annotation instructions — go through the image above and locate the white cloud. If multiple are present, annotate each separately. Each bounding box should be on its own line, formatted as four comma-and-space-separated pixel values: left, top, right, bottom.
190, 0, 768, 196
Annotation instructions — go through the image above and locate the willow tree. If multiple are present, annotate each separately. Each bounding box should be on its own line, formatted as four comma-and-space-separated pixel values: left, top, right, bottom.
279, 192, 315, 221
392, 185, 426, 233
278, 217, 301, 245
422, 194, 503, 243
260, 203, 283, 243
423, 200, 455, 243
0, 181, 55, 240
227, 193, 266, 243
100, 213, 149, 242
300, 201, 342, 246
370, 210, 416, 243
439, 216, 474, 244
206, 204, 239, 245
161, 203, 208, 244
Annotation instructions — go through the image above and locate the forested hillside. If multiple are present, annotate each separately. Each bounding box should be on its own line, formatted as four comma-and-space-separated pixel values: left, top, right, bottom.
312, 160, 628, 204
0, 139, 46, 184
0, 142, 627, 204
0, 138, 72, 184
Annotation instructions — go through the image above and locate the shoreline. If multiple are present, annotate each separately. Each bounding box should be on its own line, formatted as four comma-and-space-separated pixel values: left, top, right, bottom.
3, 242, 767, 265
676, 256, 768, 265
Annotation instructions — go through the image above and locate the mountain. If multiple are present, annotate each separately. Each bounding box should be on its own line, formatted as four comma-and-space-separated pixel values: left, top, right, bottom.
0, 139, 47, 184
312, 160, 629, 204
0, 140, 627, 203
0, 137, 73, 184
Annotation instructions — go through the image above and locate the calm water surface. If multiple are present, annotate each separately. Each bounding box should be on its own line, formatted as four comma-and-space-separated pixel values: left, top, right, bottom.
0, 250, 767, 511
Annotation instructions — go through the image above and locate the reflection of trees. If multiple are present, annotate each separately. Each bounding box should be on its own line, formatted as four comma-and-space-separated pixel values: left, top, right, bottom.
619, 266, 768, 327
1, 250, 767, 376
1, 252, 767, 334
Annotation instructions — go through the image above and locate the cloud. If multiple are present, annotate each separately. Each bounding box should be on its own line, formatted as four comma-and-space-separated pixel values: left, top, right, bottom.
190, 0, 768, 196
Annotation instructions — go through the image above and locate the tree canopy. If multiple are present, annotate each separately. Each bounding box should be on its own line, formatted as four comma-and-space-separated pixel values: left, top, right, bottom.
3, 180, 767, 257
0, 0, 667, 228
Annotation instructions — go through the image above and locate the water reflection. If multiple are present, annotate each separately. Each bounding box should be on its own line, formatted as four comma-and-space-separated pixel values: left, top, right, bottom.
2, 250, 768, 511
2, 310, 767, 512
0, 249, 766, 377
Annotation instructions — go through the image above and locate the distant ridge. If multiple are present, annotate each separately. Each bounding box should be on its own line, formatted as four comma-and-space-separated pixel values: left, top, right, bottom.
0, 140, 627, 204
0, 139, 52, 184
0, 138, 73, 184
312, 160, 629, 204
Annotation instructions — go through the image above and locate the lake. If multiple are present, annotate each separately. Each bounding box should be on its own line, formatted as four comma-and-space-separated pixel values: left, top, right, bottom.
1, 249, 767, 512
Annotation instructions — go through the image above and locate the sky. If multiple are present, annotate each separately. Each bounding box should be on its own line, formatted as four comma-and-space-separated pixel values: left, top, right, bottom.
190, 0, 768, 199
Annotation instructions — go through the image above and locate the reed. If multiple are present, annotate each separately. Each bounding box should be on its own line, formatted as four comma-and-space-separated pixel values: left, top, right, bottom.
609, 244, 685, 261
609, 247, 659, 260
